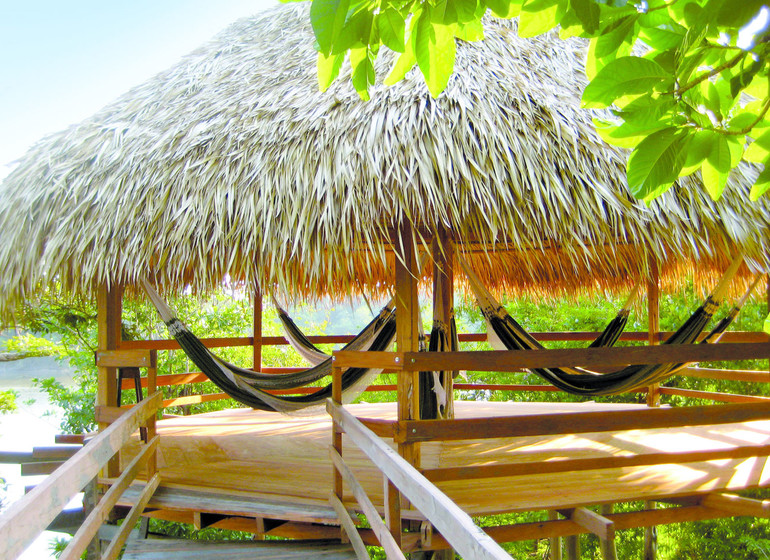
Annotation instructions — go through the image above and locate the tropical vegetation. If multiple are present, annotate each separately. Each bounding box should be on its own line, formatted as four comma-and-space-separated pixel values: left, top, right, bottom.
299, 0, 770, 203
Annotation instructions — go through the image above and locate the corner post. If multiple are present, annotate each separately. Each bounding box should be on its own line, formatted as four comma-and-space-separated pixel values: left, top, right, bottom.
253, 286, 263, 372
92, 282, 122, 559
395, 222, 421, 466
431, 226, 455, 420
644, 259, 660, 560
96, 283, 122, 475
332, 366, 343, 501
646, 258, 661, 408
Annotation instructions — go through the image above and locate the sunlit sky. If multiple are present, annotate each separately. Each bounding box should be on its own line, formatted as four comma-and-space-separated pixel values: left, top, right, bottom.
1, 2, 767, 181
0, 1, 277, 177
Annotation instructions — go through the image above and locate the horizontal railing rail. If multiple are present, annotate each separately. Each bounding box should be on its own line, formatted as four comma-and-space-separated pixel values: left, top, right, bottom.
117, 330, 770, 352
109, 328, 769, 409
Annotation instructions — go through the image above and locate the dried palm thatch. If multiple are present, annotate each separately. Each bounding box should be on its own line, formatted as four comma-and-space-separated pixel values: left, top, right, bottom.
0, 4, 767, 316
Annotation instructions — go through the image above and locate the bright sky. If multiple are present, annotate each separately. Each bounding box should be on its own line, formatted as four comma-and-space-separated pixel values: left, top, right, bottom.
0, 0, 278, 178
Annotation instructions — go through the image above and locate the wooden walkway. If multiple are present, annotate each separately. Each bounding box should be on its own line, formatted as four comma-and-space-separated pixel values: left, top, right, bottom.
120, 401, 770, 519
122, 538, 357, 559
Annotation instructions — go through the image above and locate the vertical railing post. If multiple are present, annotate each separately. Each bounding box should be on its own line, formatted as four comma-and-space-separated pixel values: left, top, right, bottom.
385, 476, 402, 549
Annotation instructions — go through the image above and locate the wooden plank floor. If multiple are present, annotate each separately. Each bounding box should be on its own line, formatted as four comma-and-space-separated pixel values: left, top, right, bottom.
122, 538, 357, 559
121, 401, 770, 519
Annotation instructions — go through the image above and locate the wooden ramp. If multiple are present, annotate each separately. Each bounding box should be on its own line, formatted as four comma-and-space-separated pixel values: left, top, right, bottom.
122, 538, 358, 559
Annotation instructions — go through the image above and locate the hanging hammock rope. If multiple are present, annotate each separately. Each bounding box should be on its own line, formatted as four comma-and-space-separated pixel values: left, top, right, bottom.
271, 294, 395, 366
459, 256, 642, 352
142, 281, 396, 412
459, 256, 752, 396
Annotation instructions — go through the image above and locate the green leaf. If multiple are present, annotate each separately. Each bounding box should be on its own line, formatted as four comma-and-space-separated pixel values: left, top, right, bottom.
617, 95, 675, 126
712, 0, 767, 29
594, 15, 637, 58
486, 0, 521, 18
569, 0, 600, 34
682, 130, 714, 174
414, 12, 457, 97
519, 0, 559, 37
707, 134, 732, 173
317, 52, 345, 91
627, 127, 690, 199
582, 56, 670, 108
456, 19, 485, 42
763, 312, 770, 336
701, 158, 728, 200
310, 0, 351, 56
745, 131, 770, 163
455, 0, 482, 22
729, 111, 759, 132
750, 164, 770, 201
350, 46, 374, 100
640, 24, 686, 51
331, 9, 375, 54
379, 8, 406, 52
730, 58, 763, 98
385, 14, 418, 85
593, 118, 668, 148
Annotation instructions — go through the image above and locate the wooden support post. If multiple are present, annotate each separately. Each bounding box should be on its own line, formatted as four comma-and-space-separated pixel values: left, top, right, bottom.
548, 510, 562, 560
565, 534, 580, 560
599, 504, 618, 560
431, 227, 455, 420
427, 229, 457, 560
253, 286, 263, 372
94, 281, 121, 560
646, 258, 661, 408
146, 350, 158, 477
332, 366, 344, 502
645, 259, 660, 560
395, 222, 421, 467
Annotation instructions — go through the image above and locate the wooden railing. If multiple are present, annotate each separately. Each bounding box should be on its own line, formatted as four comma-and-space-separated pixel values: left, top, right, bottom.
327, 399, 512, 560
113, 329, 769, 410
327, 342, 770, 554
0, 388, 161, 560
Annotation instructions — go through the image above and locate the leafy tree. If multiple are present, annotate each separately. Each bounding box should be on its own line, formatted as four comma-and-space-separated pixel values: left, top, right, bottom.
0, 389, 16, 414
298, 0, 769, 202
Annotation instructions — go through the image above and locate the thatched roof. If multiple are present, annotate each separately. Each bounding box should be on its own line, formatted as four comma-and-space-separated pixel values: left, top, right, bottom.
0, 3, 767, 314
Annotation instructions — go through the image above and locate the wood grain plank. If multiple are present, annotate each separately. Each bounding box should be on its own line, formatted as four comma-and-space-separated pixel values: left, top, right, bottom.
330, 446, 407, 560
329, 493, 369, 560
96, 350, 153, 368
396, 401, 770, 443
102, 473, 161, 560
122, 538, 358, 560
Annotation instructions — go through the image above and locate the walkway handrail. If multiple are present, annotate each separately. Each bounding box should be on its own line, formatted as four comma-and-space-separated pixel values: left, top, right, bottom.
0, 390, 162, 560
327, 399, 511, 560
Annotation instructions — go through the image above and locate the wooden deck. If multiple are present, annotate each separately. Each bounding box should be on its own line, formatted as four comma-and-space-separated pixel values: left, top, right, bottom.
120, 400, 770, 521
